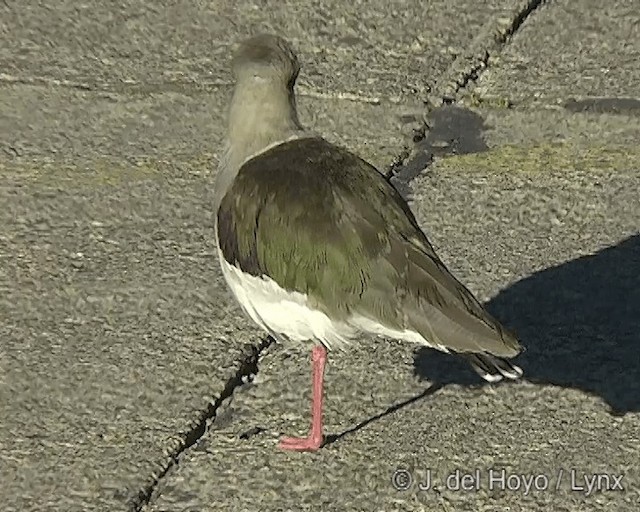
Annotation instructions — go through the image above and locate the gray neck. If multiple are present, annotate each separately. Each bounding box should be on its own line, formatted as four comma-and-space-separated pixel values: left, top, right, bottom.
213, 79, 305, 214
227, 79, 303, 170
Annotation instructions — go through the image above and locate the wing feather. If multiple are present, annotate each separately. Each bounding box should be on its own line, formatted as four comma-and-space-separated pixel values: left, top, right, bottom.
217, 137, 522, 356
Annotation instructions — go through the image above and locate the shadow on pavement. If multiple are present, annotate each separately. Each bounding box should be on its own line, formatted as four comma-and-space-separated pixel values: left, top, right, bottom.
390, 105, 489, 198
325, 383, 444, 446
413, 234, 640, 415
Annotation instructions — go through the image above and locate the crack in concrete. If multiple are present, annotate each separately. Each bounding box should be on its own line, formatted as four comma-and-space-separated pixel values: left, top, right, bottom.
2, 0, 545, 108
0, 72, 382, 104
0, 73, 96, 91
3, 7, 545, 506
128, 335, 274, 512
388, 0, 547, 181
429, 0, 546, 106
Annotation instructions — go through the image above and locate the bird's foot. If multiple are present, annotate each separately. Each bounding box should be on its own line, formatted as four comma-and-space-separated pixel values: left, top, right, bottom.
278, 434, 324, 452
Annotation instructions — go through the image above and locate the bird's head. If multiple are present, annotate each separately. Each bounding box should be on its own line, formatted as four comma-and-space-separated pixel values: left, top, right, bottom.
232, 34, 300, 89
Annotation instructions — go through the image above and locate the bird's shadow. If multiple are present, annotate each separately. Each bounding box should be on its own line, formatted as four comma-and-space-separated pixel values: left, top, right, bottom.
413, 234, 640, 415
324, 383, 444, 446
327, 109, 637, 439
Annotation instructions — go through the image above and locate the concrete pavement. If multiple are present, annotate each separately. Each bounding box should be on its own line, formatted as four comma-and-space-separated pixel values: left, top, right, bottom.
1, 0, 639, 511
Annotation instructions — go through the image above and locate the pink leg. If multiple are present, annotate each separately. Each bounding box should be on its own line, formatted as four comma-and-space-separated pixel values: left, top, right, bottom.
278, 345, 327, 452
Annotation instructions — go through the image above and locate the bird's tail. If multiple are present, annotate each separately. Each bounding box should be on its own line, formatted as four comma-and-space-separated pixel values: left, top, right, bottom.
464, 352, 523, 383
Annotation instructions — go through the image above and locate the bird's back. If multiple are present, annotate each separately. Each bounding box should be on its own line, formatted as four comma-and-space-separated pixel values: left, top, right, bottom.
217, 136, 522, 359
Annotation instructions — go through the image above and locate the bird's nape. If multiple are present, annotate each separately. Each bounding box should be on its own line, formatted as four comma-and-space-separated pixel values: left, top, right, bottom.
231, 33, 300, 85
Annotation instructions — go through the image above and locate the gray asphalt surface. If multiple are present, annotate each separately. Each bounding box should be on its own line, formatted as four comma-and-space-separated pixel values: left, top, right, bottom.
148, 166, 640, 512
1, 1, 639, 511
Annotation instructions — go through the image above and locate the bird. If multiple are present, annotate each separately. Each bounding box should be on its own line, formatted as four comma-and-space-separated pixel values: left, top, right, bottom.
214, 34, 523, 452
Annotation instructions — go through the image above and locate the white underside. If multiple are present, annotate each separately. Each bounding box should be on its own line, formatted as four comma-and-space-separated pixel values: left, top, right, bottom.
219, 254, 449, 352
